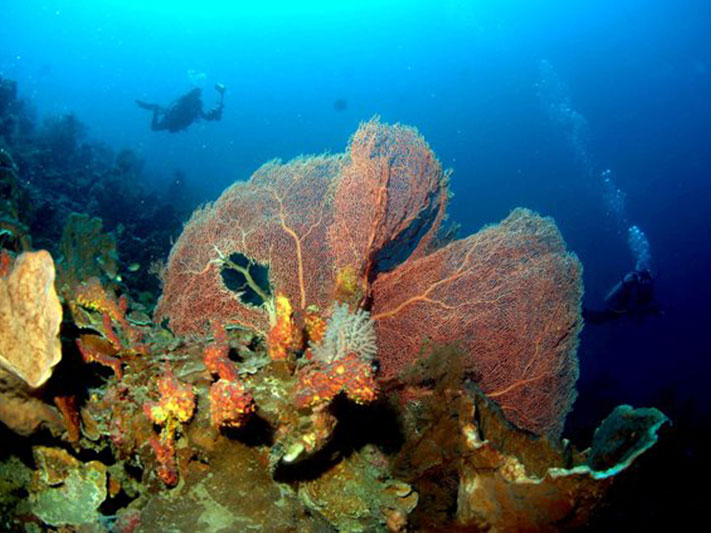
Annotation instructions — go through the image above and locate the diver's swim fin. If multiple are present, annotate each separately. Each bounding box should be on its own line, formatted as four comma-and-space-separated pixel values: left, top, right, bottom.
136, 100, 158, 111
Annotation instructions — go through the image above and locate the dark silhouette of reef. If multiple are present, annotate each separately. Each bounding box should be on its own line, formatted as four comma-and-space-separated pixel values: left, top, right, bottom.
0, 74, 196, 305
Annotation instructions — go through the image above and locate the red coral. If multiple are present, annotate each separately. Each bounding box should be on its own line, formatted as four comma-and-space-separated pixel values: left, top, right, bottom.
202, 323, 230, 376
371, 209, 582, 437
329, 118, 449, 300
154, 119, 448, 336
154, 120, 583, 438
209, 378, 255, 430
294, 352, 379, 408
54, 395, 81, 446
148, 436, 178, 487
155, 156, 342, 336
76, 334, 123, 378
0, 249, 11, 277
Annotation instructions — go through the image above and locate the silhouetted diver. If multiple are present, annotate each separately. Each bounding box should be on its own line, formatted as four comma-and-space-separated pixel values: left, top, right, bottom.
136, 83, 225, 133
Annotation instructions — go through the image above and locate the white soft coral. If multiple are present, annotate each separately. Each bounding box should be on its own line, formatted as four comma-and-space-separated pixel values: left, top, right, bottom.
309, 302, 377, 364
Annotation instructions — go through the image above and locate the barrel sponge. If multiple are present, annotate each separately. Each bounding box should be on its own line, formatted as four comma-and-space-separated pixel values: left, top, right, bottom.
0, 250, 63, 388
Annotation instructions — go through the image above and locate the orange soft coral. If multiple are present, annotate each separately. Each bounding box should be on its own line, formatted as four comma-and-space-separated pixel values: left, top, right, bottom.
209, 378, 255, 430
148, 436, 178, 487
294, 352, 378, 409
143, 364, 196, 435
74, 277, 124, 324
143, 363, 195, 486
73, 277, 140, 344
303, 307, 327, 346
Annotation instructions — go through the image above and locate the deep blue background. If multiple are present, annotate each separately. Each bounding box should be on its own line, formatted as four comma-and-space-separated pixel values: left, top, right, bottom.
1, 0, 710, 441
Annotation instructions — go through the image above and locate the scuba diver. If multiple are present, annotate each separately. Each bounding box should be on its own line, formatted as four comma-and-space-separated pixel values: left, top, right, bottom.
583, 269, 660, 324
136, 83, 225, 133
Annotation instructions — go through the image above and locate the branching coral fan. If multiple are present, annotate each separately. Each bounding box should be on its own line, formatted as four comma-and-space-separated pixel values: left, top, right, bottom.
156, 117, 582, 436
371, 208, 582, 437
155, 156, 343, 335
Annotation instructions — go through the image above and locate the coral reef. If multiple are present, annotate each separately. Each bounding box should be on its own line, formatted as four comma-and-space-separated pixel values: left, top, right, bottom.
56, 212, 120, 291
28, 446, 108, 527
209, 377, 255, 430
143, 364, 196, 486
156, 118, 580, 438
0, 150, 32, 251
455, 393, 668, 530
295, 352, 379, 408
0, 105, 669, 531
0, 368, 64, 436
266, 293, 301, 361
0, 76, 192, 305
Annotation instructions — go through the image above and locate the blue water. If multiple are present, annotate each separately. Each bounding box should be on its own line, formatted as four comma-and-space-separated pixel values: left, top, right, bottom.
2, 0, 710, 438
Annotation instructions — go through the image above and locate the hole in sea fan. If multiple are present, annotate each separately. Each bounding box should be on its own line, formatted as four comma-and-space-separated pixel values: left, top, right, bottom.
220, 252, 273, 307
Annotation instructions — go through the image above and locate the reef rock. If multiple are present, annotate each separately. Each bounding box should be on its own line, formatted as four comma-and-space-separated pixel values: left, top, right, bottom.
29, 446, 108, 528
455, 390, 669, 530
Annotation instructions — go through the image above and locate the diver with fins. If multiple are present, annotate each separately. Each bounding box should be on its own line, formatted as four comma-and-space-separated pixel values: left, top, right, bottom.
136, 83, 225, 133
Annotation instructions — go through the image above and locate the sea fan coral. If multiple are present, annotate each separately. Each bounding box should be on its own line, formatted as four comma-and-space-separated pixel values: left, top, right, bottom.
154, 155, 342, 336
309, 302, 377, 364
156, 119, 582, 438
371, 209, 582, 437
329, 118, 449, 297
